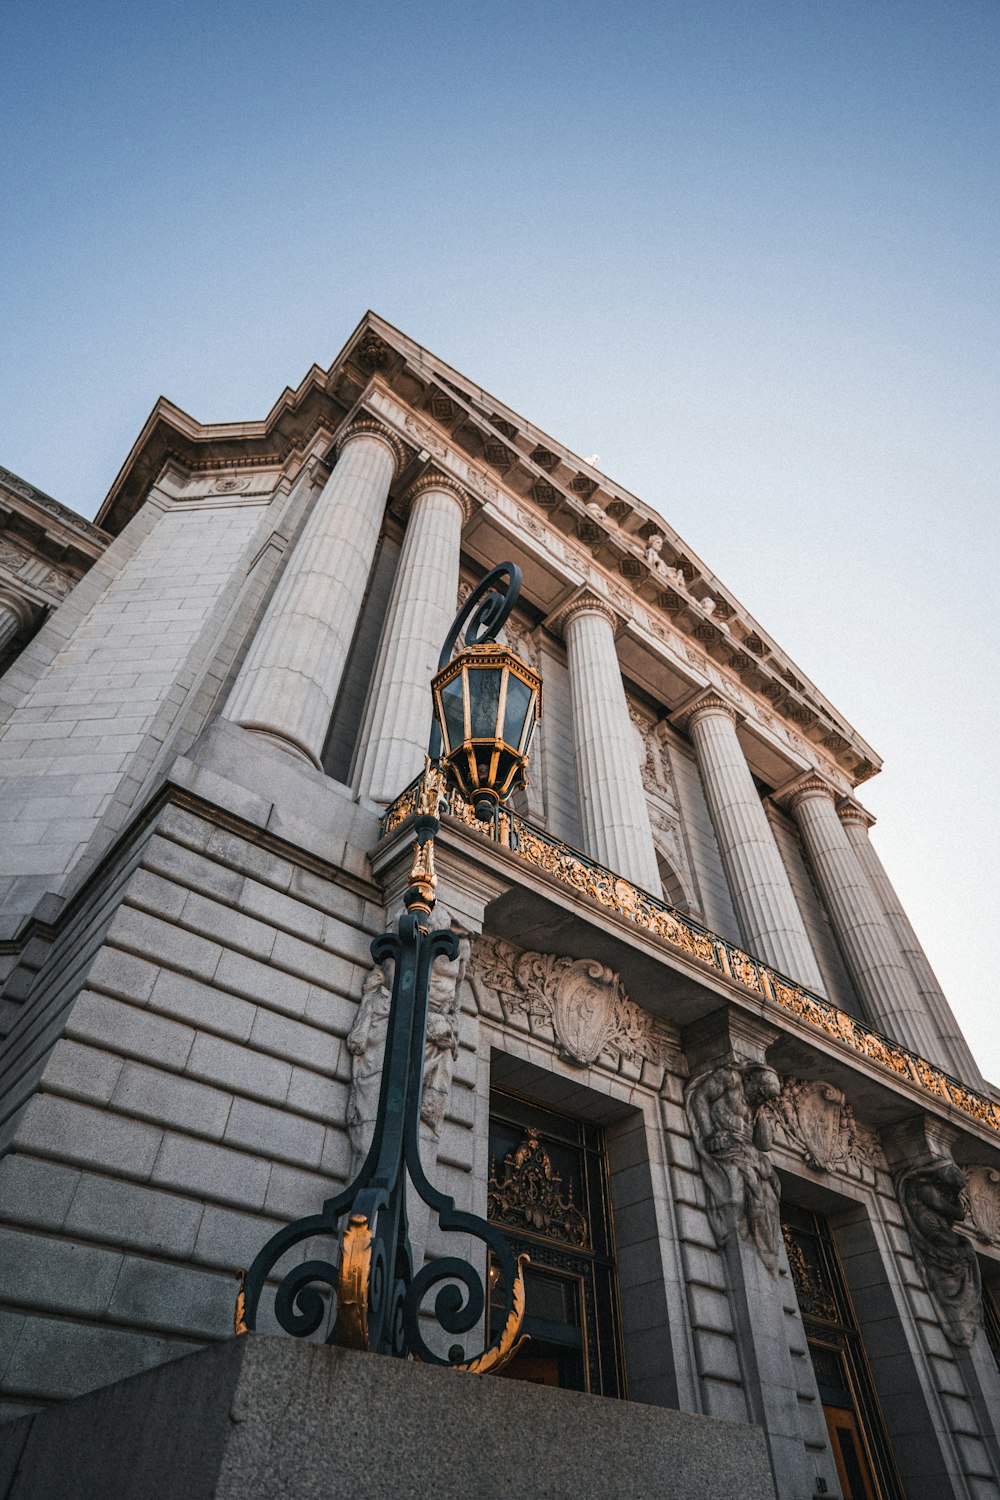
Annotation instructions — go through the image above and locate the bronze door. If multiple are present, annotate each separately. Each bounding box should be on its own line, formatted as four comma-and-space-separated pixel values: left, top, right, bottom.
782, 1203, 904, 1500
486, 1089, 626, 1397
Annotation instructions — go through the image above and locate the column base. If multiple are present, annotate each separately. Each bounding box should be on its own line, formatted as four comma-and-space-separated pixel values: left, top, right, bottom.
231, 721, 324, 770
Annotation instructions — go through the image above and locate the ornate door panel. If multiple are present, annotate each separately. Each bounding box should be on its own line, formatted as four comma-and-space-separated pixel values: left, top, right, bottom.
782, 1203, 904, 1500
486, 1089, 626, 1397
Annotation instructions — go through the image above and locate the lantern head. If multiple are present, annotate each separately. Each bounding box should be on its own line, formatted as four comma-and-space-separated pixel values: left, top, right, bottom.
431, 643, 542, 821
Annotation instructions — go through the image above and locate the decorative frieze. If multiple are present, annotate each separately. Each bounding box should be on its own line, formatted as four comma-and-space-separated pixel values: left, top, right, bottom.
469, 933, 663, 1070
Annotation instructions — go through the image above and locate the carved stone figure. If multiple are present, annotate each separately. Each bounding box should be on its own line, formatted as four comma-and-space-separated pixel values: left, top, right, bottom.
421, 906, 469, 1133
897, 1158, 982, 1348
345, 962, 392, 1170
964, 1165, 1000, 1245
468, 934, 662, 1070
770, 1078, 876, 1173
346, 906, 469, 1171
644, 534, 670, 578
686, 1063, 783, 1273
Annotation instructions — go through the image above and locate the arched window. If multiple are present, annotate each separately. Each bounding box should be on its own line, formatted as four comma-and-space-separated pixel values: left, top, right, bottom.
656, 848, 692, 914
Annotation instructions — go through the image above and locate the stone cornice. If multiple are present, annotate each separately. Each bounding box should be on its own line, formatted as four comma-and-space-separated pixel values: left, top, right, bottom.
335, 417, 408, 478
91, 310, 882, 787
0, 466, 109, 554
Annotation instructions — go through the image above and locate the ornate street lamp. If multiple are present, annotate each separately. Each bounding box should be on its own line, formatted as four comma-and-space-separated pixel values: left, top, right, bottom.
430, 563, 541, 822
236, 562, 536, 1375
432, 644, 541, 822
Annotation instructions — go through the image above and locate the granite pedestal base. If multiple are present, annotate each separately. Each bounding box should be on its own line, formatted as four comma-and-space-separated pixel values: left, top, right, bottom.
0, 1335, 776, 1500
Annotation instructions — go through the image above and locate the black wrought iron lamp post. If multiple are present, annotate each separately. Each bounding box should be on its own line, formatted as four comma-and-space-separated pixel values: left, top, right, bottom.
236, 564, 540, 1374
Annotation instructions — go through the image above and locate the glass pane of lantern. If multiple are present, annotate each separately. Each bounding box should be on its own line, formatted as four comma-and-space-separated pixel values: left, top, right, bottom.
467, 667, 502, 739
440, 675, 466, 750
519, 690, 538, 753
503, 674, 533, 748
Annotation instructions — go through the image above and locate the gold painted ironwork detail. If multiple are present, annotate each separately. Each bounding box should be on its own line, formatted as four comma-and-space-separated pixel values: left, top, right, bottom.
488, 1132, 588, 1247
234, 1272, 248, 1336
380, 770, 1000, 1139
406, 831, 437, 914
452, 1251, 531, 1376
333, 1213, 373, 1351
782, 1226, 839, 1321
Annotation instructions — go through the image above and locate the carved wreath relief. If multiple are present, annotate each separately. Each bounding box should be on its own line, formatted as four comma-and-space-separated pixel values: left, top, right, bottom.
469, 933, 663, 1070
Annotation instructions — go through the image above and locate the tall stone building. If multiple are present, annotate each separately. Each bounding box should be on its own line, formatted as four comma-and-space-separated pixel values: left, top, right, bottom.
1, 313, 999, 1499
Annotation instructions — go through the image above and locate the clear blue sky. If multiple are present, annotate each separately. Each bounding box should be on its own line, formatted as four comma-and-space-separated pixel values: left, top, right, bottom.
3, 1, 998, 1079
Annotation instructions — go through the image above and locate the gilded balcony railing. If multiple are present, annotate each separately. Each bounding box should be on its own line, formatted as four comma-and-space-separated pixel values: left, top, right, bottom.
380, 771, 1000, 1140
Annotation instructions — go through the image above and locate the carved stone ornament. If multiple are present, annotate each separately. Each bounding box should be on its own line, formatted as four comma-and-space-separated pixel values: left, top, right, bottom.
896, 1157, 983, 1348
0, 540, 30, 573
964, 1164, 1000, 1245
770, 1078, 878, 1174
211, 475, 250, 494
550, 961, 619, 1066
686, 1064, 783, 1273
355, 328, 390, 370
39, 569, 71, 600
469, 934, 663, 1070
403, 413, 448, 459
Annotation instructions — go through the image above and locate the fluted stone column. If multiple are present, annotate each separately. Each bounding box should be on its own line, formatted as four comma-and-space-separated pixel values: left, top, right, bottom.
226, 419, 404, 767
839, 801, 984, 1085
559, 593, 661, 891
681, 692, 825, 992
789, 776, 942, 1059
354, 471, 471, 804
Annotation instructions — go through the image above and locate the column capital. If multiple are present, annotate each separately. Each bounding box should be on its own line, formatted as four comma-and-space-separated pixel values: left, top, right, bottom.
774, 768, 838, 813
335, 416, 408, 477
669, 685, 742, 733
836, 795, 876, 830
0, 587, 40, 632
543, 587, 620, 638
398, 468, 475, 524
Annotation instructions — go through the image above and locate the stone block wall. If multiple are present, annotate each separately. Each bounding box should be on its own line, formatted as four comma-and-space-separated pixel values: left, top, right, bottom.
0, 759, 384, 1419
